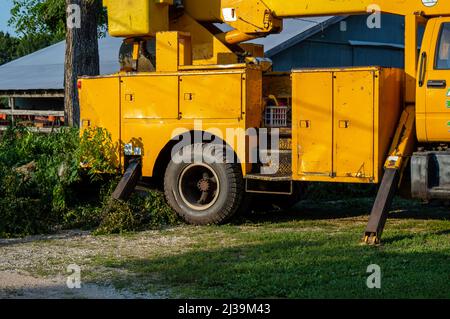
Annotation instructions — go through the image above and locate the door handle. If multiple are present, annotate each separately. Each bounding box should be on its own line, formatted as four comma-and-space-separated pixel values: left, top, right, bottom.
427, 80, 447, 88
418, 52, 427, 87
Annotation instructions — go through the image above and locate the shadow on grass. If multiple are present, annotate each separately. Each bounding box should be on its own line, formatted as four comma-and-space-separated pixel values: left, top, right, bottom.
100, 235, 450, 299
232, 197, 450, 226
382, 229, 450, 245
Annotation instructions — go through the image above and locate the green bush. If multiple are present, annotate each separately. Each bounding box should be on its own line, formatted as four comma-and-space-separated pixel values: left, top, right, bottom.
94, 191, 180, 235
0, 127, 177, 238
0, 127, 112, 236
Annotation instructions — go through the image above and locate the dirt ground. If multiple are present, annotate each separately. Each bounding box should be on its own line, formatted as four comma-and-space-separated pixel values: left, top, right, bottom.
0, 270, 152, 299
0, 230, 173, 299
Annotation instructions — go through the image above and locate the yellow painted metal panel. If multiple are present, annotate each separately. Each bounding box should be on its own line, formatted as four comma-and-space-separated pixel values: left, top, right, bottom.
293, 71, 333, 177
170, 14, 237, 65
79, 66, 253, 178
245, 68, 263, 128
179, 73, 243, 119
79, 76, 121, 144
384, 105, 417, 171
105, 0, 170, 37
239, 44, 264, 58
420, 18, 450, 142
156, 32, 192, 72
156, 32, 180, 72
79, 76, 122, 168
404, 15, 427, 105
119, 120, 247, 177
121, 75, 179, 119
378, 68, 403, 173
183, 0, 281, 35
333, 71, 374, 180
292, 67, 402, 184
261, 0, 450, 18
416, 17, 450, 142
416, 19, 437, 142
182, 0, 450, 22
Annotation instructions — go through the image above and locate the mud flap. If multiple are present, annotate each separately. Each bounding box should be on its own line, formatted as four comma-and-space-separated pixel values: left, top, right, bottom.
112, 158, 142, 201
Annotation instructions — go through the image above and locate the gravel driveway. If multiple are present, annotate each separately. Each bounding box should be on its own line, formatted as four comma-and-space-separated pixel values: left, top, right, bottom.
0, 229, 180, 299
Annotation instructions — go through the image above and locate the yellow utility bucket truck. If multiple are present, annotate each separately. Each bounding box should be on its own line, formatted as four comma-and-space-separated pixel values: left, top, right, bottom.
78, 0, 450, 244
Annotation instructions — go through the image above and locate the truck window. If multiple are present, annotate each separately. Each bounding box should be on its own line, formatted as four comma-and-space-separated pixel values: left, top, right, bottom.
436, 23, 450, 69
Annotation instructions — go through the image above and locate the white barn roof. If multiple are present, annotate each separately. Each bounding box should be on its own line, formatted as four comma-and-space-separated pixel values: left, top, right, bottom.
0, 18, 340, 92
0, 35, 123, 92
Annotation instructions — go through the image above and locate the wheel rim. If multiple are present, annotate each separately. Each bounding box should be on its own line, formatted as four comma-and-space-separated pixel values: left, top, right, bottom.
178, 163, 221, 211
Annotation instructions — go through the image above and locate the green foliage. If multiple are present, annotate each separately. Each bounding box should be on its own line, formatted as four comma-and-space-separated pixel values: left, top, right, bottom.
79, 127, 119, 180
94, 191, 180, 235
0, 127, 118, 237
9, 0, 66, 40
94, 200, 138, 235
0, 31, 19, 65
0, 31, 56, 67
1, 1, 109, 67
9, 0, 108, 40
0, 98, 8, 108
14, 33, 57, 57
0, 127, 177, 238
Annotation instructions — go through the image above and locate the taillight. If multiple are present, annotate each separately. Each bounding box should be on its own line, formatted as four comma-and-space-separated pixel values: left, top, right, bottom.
77, 80, 82, 89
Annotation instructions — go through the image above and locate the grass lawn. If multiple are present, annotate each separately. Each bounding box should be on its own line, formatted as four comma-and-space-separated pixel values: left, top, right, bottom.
89, 197, 450, 299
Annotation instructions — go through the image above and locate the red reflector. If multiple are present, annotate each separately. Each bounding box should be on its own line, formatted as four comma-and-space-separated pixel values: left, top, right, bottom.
77, 80, 82, 89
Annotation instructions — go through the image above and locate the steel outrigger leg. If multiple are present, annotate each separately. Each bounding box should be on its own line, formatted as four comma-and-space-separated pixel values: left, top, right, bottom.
364, 168, 400, 245
363, 105, 416, 245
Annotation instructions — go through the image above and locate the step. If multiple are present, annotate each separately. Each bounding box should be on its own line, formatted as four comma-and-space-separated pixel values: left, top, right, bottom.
428, 187, 450, 199
245, 173, 292, 182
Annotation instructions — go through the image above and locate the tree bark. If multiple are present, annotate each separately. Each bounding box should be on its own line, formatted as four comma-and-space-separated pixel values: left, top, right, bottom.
64, 0, 101, 127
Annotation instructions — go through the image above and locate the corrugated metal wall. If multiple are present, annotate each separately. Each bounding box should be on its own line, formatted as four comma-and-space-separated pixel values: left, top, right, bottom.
270, 14, 407, 71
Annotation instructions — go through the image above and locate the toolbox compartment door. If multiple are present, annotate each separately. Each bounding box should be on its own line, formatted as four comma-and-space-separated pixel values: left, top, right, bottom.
333, 71, 375, 179
294, 71, 333, 177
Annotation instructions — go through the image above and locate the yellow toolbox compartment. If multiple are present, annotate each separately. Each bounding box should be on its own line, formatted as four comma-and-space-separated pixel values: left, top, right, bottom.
292, 67, 403, 184
79, 65, 262, 177
104, 0, 172, 37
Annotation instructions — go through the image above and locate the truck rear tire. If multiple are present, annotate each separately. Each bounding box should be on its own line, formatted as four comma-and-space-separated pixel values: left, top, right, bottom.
164, 144, 244, 225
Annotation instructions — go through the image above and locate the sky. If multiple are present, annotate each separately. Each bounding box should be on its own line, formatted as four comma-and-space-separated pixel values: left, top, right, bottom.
0, 0, 15, 35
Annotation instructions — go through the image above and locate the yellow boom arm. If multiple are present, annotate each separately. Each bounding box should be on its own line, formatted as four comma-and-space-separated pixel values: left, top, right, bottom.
262, 0, 450, 18
104, 0, 450, 100
182, 0, 450, 38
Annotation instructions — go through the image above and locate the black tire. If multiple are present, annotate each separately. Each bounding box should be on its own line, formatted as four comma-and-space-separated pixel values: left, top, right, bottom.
164, 143, 244, 225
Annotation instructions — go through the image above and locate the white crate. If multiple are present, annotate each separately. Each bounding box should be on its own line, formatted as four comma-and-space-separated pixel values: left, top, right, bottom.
264, 106, 289, 127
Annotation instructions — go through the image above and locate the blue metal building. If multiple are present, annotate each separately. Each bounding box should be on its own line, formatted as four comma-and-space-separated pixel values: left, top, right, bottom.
265, 14, 407, 71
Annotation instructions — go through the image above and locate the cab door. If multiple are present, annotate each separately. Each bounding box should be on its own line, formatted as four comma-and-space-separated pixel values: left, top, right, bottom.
417, 18, 450, 142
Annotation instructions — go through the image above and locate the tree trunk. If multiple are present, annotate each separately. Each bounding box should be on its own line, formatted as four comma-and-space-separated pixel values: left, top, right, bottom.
64, 0, 101, 127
